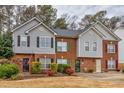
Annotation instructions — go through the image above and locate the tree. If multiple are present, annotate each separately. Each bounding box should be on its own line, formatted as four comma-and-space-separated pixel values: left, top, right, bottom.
54, 18, 68, 29
68, 15, 78, 30
0, 31, 13, 58
78, 10, 120, 30
36, 5, 57, 27
20, 5, 36, 23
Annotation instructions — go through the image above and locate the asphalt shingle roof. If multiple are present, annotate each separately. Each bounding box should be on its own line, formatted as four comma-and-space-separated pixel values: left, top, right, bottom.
53, 29, 82, 38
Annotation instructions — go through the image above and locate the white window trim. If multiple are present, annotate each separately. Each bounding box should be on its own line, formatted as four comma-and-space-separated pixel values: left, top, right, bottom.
84, 41, 89, 51
57, 41, 68, 52
57, 58, 68, 64
39, 36, 51, 48
92, 41, 97, 51
107, 44, 115, 53
40, 58, 51, 69
108, 59, 116, 70
20, 35, 27, 47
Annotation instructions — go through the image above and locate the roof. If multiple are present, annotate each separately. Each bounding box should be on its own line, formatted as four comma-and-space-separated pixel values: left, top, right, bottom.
12, 17, 57, 35
53, 29, 82, 38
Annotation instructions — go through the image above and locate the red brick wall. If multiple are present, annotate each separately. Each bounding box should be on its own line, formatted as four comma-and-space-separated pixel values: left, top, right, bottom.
56, 37, 77, 69
102, 40, 118, 71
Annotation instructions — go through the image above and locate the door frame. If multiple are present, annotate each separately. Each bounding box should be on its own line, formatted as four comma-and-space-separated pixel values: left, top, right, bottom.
75, 60, 80, 72
96, 59, 102, 73
23, 58, 30, 72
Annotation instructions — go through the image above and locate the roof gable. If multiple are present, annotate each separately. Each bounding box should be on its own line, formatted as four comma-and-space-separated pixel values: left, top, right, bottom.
79, 21, 121, 41
12, 17, 57, 35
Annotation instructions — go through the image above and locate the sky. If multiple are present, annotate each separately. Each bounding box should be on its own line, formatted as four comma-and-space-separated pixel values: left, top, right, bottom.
53, 5, 124, 20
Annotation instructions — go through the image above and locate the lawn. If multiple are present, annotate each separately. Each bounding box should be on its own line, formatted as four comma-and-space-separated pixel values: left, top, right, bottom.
0, 76, 124, 88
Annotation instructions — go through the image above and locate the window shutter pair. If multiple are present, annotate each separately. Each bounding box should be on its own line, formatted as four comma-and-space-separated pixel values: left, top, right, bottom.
37, 37, 54, 48
17, 35, 30, 47
67, 42, 70, 51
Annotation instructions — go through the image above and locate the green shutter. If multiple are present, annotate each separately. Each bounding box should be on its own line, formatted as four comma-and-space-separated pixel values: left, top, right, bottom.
55, 40, 57, 52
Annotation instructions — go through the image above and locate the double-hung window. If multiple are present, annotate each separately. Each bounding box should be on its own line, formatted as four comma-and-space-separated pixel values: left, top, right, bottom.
40, 58, 51, 69
84, 42, 89, 51
40, 36, 51, 48
108, 59, 116, 70
108, 44, 115, 53
93, 42, 97, 51
57, 59, 68, 64
57, 42, 67, 52
21, 36, 27, 47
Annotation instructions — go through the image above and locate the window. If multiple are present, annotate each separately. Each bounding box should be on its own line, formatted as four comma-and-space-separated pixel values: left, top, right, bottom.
21, 36, 27, 47
57, 42, 67, 52
57, 59, 68, 64
93, 42, 97, 51
108, 59, 116, 69
40, 36, 51, 48
85, 42, 89, 51
108, 44, 115, 53
39, 58, 51, 69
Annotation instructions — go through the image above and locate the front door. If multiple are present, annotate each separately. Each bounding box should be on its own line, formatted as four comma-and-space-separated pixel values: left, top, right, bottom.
75, 60, 80, 72
96, 59, 101, 72
23, 58, 29, 72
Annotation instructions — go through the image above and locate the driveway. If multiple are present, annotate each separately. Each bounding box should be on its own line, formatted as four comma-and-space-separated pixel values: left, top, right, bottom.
77, 72, 124, 83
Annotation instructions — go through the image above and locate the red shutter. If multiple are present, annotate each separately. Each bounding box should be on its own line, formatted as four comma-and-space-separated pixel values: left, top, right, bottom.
116, 60, 118, 70
105, 44, 108, 53
105, 60, 108, 70
115, 44, 118, 53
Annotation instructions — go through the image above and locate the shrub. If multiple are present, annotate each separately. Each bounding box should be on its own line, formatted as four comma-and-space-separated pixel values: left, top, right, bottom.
51, 62, 58, 73
32, 62, 41, 74
87, 69, 94, 73
0, 59, 10, 64
10, 73, 24, 80
0, 64, 19, 79
47, 69, 54, 76
66, 68, 75, 75
57, 64, 71, 73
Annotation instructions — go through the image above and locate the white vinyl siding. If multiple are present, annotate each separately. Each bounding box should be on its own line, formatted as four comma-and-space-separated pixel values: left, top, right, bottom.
39, 58, 51, 69
40, 36, 51, 48
57, 42, 67, 52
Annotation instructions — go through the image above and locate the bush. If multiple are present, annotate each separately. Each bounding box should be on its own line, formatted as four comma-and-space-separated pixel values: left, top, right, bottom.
87, 69, 94, 73
0, 59, 10, 64
32, 62, 41, 74
66, 68, 75, 75
10, 73, 24, 80
47, 69, 55, 76
51, 62, 58, 73
57, 64, 71, 73
0, 64, 19, 79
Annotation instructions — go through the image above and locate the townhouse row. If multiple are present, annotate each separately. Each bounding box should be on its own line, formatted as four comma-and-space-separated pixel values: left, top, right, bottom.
12, 17, 121, 73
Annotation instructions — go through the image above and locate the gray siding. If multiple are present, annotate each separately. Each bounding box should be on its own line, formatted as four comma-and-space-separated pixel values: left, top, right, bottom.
13, 20, 55, 54
77, 29, 103, 58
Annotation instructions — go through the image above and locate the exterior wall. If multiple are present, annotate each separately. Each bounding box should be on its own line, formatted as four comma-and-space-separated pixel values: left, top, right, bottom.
114, 27, 124, 63
101, 40, 118, 71
79, 58, 96, 72
56, 37, 77, 69
94, 23, 116, 40
13, 23, 55, 54
77, 28, 103, 58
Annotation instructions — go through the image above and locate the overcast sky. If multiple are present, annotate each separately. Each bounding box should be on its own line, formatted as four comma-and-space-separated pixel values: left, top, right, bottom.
53, 5, 124, 20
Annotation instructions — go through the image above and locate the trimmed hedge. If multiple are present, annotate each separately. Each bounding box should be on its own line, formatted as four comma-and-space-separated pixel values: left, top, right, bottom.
0, 64, 19, 79
51, 62, 58, 73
